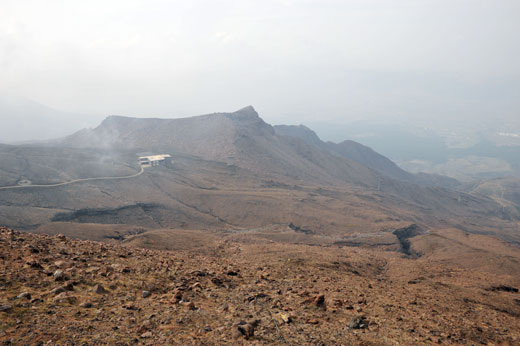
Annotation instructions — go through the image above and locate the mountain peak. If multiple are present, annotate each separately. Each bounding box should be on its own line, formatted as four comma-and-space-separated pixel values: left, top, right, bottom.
223, 105, 273, 135
234, 105, 257, 115
227, 105, 260, 121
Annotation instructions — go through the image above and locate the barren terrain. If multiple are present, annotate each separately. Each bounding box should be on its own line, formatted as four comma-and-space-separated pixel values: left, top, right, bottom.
1, 227, 519, 345
1, 107, 520, 345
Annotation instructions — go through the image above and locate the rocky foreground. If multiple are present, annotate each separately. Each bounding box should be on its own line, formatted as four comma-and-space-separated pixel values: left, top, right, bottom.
1, 226, 519, 345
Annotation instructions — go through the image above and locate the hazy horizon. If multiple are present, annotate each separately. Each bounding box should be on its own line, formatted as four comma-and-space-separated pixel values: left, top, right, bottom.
1, 0, 519, 132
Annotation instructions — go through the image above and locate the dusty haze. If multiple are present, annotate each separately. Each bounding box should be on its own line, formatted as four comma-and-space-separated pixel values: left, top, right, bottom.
1, 0, 519, 138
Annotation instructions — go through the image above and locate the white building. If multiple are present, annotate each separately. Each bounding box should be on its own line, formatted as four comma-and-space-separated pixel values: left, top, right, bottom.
138, 154, 172, 167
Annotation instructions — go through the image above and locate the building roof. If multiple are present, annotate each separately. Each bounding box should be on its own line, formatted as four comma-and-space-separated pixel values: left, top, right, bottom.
138, 154, 171, 161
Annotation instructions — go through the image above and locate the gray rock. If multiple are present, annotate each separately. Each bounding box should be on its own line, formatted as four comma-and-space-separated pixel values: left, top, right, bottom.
16, 292, 31, 300
142, 290, 151, 298
51, 286, 66, 295
0, 304, 12, 312
346, 316, 368, 330
140, 331, 153, 338
53, 269, 67, 281
232, 320, 259, 339
93, 284, 107, 294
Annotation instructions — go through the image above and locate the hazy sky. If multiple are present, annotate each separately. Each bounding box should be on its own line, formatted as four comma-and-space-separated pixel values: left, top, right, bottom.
1, 0, 519, 126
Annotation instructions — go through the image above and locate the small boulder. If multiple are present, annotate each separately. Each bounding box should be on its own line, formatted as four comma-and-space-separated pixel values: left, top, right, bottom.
346, 316, 369, 330
488, 285, 519, 293
16, 292, 31, 300
190, 282, 202, 290
54, 260, 67, 268
232, 320, 259, 339
56, 234, 66, 241
93, 284, 107, 294
140, 331, 153, 338
63, 281, 75, 291
172, 289, 182, 303
53, 270, 67, 281
51, 286, 66, 295
310, 294, 326, 310
142, 290, 151, 298
0, 304, 12, 312
53, 292, 77, 304
306, 319, 319, 325
26, 258, 43, 269
85, 266, 100, 274
138, 320, 152, 333
279, 313, 291, 324
181, 301, 196, 310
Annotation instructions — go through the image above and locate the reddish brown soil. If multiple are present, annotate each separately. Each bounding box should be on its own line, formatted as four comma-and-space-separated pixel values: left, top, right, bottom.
1, 227, 519, 345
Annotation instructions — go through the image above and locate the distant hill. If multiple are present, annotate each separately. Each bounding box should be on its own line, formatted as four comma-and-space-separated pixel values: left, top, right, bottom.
274, 124, 459, 189
466, 177, 520, 219
1, 106, 517, 245
61, 106, 382, 187
309, 120, 520, 181
0, 94, 95, 144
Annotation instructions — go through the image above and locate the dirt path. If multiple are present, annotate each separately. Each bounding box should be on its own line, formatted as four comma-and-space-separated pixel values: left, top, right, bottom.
0, 166, 144, 190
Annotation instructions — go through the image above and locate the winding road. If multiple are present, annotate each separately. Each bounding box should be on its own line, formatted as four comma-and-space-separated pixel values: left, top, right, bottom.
0, 166, 145, 191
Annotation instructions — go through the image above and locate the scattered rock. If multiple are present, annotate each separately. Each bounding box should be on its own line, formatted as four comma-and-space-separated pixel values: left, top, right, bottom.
2, 226, 520, 345
53, 292, 77, 304
306, 319, 319, 324
211, 277, 224, 286
232, 320, 259, 339
247, 293, 270, 302
56, 234, 66, 241
26, 258, 42, 269
16, 292, 31, 300
182, 301, 196, 310
488, 285, 519, 293
26, 245, 40, 254
85, 266, 100, 274
279, 313, 291, 324
53, 270, 67, 281
172, 289, 182, 303
30, 298, 43, 305
93, 284, 107, 294
63, 281, 75, 291
138, 320, 152, 333
54, 260, 67, 268
346, 316, 369, 330
51, 286, 66, 295
123, 304, 140, 311
311, 294, 326, 310
0, 305, 12, 313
